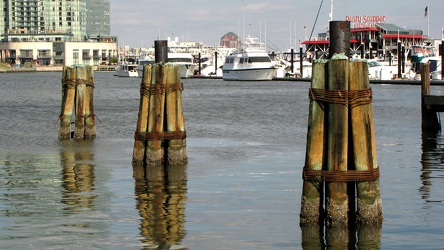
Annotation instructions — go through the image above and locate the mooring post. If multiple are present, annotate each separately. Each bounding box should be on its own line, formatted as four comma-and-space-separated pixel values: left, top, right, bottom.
299, 47, 303, 77
214, 51, 218, 76
132, 40, 187, 166
59, 65, 96, 139
397, 42, 402, 78
421, 63, 441, 131
301, 21, 383, 228
441, 40, 444, 80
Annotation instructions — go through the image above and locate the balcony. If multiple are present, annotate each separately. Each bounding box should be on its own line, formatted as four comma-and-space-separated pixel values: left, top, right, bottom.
38, 53, 51, 59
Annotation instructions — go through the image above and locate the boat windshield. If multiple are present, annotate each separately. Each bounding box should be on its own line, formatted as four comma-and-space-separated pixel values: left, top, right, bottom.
169, 58, 192, 63
249, 57, 271, 63
367, 60, 382, 67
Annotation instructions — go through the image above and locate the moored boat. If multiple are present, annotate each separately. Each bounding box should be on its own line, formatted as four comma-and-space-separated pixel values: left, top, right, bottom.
115, 61, 138, 77
168, 52, 198, 78
222, 36, 276, 81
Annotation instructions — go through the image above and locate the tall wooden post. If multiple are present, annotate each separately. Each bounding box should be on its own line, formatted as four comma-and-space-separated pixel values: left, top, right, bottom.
299, 47, 303, 77
349, 60, 383, 224
441, 40, 444, 80
165, 64, 188, 165
145, 63, 167, 165
300, 59, 328, 224
132, 65, 153, 164
325, 54, 349, 226
74, 66, 96, 138
421, 63, 441, 131
397, 42, 402, 78
59, 67, 77, 138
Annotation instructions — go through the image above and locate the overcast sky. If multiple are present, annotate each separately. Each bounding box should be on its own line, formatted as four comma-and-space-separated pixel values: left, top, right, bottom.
110, 0, 442, 51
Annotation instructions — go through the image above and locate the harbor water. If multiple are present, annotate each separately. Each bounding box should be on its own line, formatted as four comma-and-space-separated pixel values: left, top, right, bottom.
1, 71, 444, 249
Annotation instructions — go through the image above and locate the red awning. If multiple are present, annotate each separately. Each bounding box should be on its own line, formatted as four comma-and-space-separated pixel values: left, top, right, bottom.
383, 34, 425, 39
301, 40, 329, 45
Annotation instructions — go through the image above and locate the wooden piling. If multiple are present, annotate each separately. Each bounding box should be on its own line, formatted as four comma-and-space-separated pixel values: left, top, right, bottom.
300, 59, 328, 224
325, 54, 349, 226
301, 20, 382, 233
133, 63, 187, 166
59, 66, 77, 138
421, 63, 441, 131
165, 64, 188, 165
349, 60, 383, 224
84, 66, 96, 138
59, 65, 96, 139
132, 65, 153, 164
145, 63, 167, 165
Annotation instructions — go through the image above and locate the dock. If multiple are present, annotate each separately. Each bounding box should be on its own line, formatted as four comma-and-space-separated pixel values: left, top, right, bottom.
421, 63, 443, 131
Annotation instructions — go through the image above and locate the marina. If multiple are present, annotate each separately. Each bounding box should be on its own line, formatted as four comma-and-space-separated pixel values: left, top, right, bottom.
1, 72, 444, 248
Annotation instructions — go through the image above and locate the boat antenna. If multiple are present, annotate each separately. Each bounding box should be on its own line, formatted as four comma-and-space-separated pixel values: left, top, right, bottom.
304, 0, 325, 58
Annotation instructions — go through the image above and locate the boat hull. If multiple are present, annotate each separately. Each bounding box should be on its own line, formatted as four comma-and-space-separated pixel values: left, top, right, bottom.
117, 70, 138, 77
222, 68, 276, 81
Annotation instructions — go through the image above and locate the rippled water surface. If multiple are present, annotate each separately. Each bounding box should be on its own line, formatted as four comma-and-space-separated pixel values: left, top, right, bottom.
1, 72, 444, 249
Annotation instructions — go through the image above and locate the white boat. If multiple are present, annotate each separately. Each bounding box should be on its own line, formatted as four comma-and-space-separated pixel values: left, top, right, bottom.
115, 61, 138, 77
136, 56, 155, 78
367, 59, 399, 80
168, 52, 198, 78
222, 36, 276, 81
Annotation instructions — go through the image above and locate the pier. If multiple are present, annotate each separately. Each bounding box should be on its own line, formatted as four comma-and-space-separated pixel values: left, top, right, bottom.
421, 63, 443, 132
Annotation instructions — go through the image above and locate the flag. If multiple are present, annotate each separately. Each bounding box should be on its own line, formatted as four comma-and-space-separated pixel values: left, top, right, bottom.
424, 6, 428, 17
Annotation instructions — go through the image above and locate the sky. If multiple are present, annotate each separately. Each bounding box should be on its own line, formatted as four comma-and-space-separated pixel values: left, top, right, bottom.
110, 0, 443, 51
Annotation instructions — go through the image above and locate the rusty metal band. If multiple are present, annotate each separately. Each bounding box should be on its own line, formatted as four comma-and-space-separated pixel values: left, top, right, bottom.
140, 82, 183, 98
62, 78, 94, 88
134, 130, 187, 140
302, 166, 380, 182
309, 88, 372, 107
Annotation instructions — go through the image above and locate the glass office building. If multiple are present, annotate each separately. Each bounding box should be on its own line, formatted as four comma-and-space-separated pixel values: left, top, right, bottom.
0, 0, 110, 42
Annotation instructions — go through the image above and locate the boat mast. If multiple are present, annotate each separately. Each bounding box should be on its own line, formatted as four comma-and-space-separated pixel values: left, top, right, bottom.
329, 0, 334, 22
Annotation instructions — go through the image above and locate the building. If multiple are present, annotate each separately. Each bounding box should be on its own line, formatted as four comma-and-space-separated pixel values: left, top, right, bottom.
301, 16, 431, 61
0, 0, 117, 67
220, 32, 241, 49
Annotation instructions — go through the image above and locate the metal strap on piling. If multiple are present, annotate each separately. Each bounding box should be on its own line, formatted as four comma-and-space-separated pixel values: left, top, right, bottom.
134, 130, 187, 140
62, 78, 95, 88
140, 82, 183, 98
302, 166, 380, 182
309, 88, 372, 107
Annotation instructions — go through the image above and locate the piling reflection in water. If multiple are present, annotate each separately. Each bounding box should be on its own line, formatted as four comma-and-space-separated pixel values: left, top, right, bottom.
59, 139, 96, 214
301, 222, 382, 248
133, 164, 187, 249
421, 131, 444, 202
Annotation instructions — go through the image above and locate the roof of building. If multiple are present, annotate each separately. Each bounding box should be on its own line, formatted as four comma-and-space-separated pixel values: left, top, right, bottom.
375, 23, 409, 34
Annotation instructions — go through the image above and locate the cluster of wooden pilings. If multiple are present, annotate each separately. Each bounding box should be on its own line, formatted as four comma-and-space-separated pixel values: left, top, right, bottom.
300, 54, 383, 227
132, 63, 188, 166
59, 65, 96, 139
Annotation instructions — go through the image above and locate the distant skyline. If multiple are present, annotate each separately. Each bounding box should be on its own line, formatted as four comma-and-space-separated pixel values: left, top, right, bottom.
110, 0, 443, 51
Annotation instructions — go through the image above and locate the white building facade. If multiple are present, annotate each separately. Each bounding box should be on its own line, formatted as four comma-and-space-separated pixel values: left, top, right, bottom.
0, 0, 117, 67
